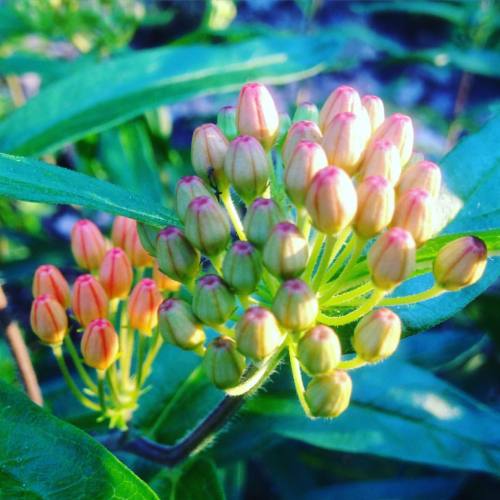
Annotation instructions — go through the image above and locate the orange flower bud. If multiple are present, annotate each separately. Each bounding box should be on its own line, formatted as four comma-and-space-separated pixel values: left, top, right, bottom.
391, 188, 435, 246
184, 196, 231, 256
30, 294, 68, 345
353, 176, 395, 239
153, 260, 181, 292
284, 140, 328, 207
305, 370, 352, 418
32, 264, 70, 308
282, 120, 323, 167
368, 228, 416, 290
319, 85, 362, 131
175, 176, 213, 222
111, 216, 153, 267
72, 274, 109, 327
433, 236, 487, 291
362, 94, 385, 133
99, 248, 133, 299
305, 167, 357, 235
81, 319, 119, 370
128, 279, 162, 335
361, 139, 401, 186
372, 113, 414, 167
223, 135, 270, 203
236, 82, 280, 150
322, 112, 370, 175
111, 215, 133, 249
70, 219, 106, 271
352, 308, 401, 362
243, 198, 285, 248
191, 123, 229, 188
397, 160, 442, 198
263, 222, 309, 279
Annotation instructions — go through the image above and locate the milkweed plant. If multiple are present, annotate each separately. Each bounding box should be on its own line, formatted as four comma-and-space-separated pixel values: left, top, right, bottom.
29, 82, 488, 428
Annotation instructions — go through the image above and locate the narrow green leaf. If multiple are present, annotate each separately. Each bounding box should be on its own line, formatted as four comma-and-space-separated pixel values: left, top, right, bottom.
0, 381, 158, 499
0, 153, 178, 228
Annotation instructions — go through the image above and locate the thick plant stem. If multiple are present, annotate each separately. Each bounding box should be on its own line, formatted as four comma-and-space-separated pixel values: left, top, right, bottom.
64, 335, 97, 392
221, 190, 246, 241
288, 341, 312, 418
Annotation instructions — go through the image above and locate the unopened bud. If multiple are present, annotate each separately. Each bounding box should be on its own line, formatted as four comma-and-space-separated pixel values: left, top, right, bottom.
125, 219, 153, 267
372, 113, 414, 166
137, 222, 159, 257
284, 140, 327, 207
184, 196, 231, 256
30, 294, 68, 345
305, 371, 352, 418
222, 241, 262, 294
278, 112, 292, 143
127, 279, 162, 335
99, 248, 133, 299
282, 120, 323, 167
156, 226, 200, 282
81, 319, 119, 370
236, 307, 284, 361
175, 176, 213, 222
353, 308, 401, 362
192, 275, 236, 326
263, 222, 309, 279
322, 112, 369, 175
191, 123, 229, 188
298, 325, 341, 375
293, 102, 319, 124
391, 188, 435, 246
32, 265, 70, 308
217, 105, 238, 141
368, 228, 416, 290
236, 82, 280, 150
353, 176, 395, 239
72, 274, 109, 326
361, 139, 401, 186
203, 336, 246, 389
71, 219, 106, 271
111, 215, 133, 249
433, 236, 487, 291
243, 198, 285, 248
397, 160, 442, 198
272, 279, 318, 331
319, 85, 362, 131
362, 94, 385, 132
153, 260, 181, 292
224, 135, 270, 203
158, 298, 205, 350
305, 167, 357, 235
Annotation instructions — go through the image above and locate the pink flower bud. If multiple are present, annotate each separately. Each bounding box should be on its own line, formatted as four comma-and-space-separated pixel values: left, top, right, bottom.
362, 94, 385, 133
127, 279, 162, 335
397, 160, 442, 198
282, 120, 323, 167
223, 135, 270, 203
353, 176, 395, 239
71, 219, 106, 271
30, 294, 68, 345
32, 264, 70, 308
298, 325, 341, 375
175, 176, 213, 222
305, 167, 358, 235
372, 113, 414, 167
319, 85, 362, 131
263, 222, 309, 279
322, 112, 370, 175
236, 307, 284, 361
72, 274, 109, 326
391, 188, 435, 246
368, 228, 416, 290
99, 248, 133, 299
243, 198, 285, 248
184, 196, 231, 256
191, 123, 229, 188
361, 139, 401, 186
153, 260, 181, 292
284, 140, 328, 207
81, 319, 119, 370
236, 82, 280, 150
433, 236, 487, 291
